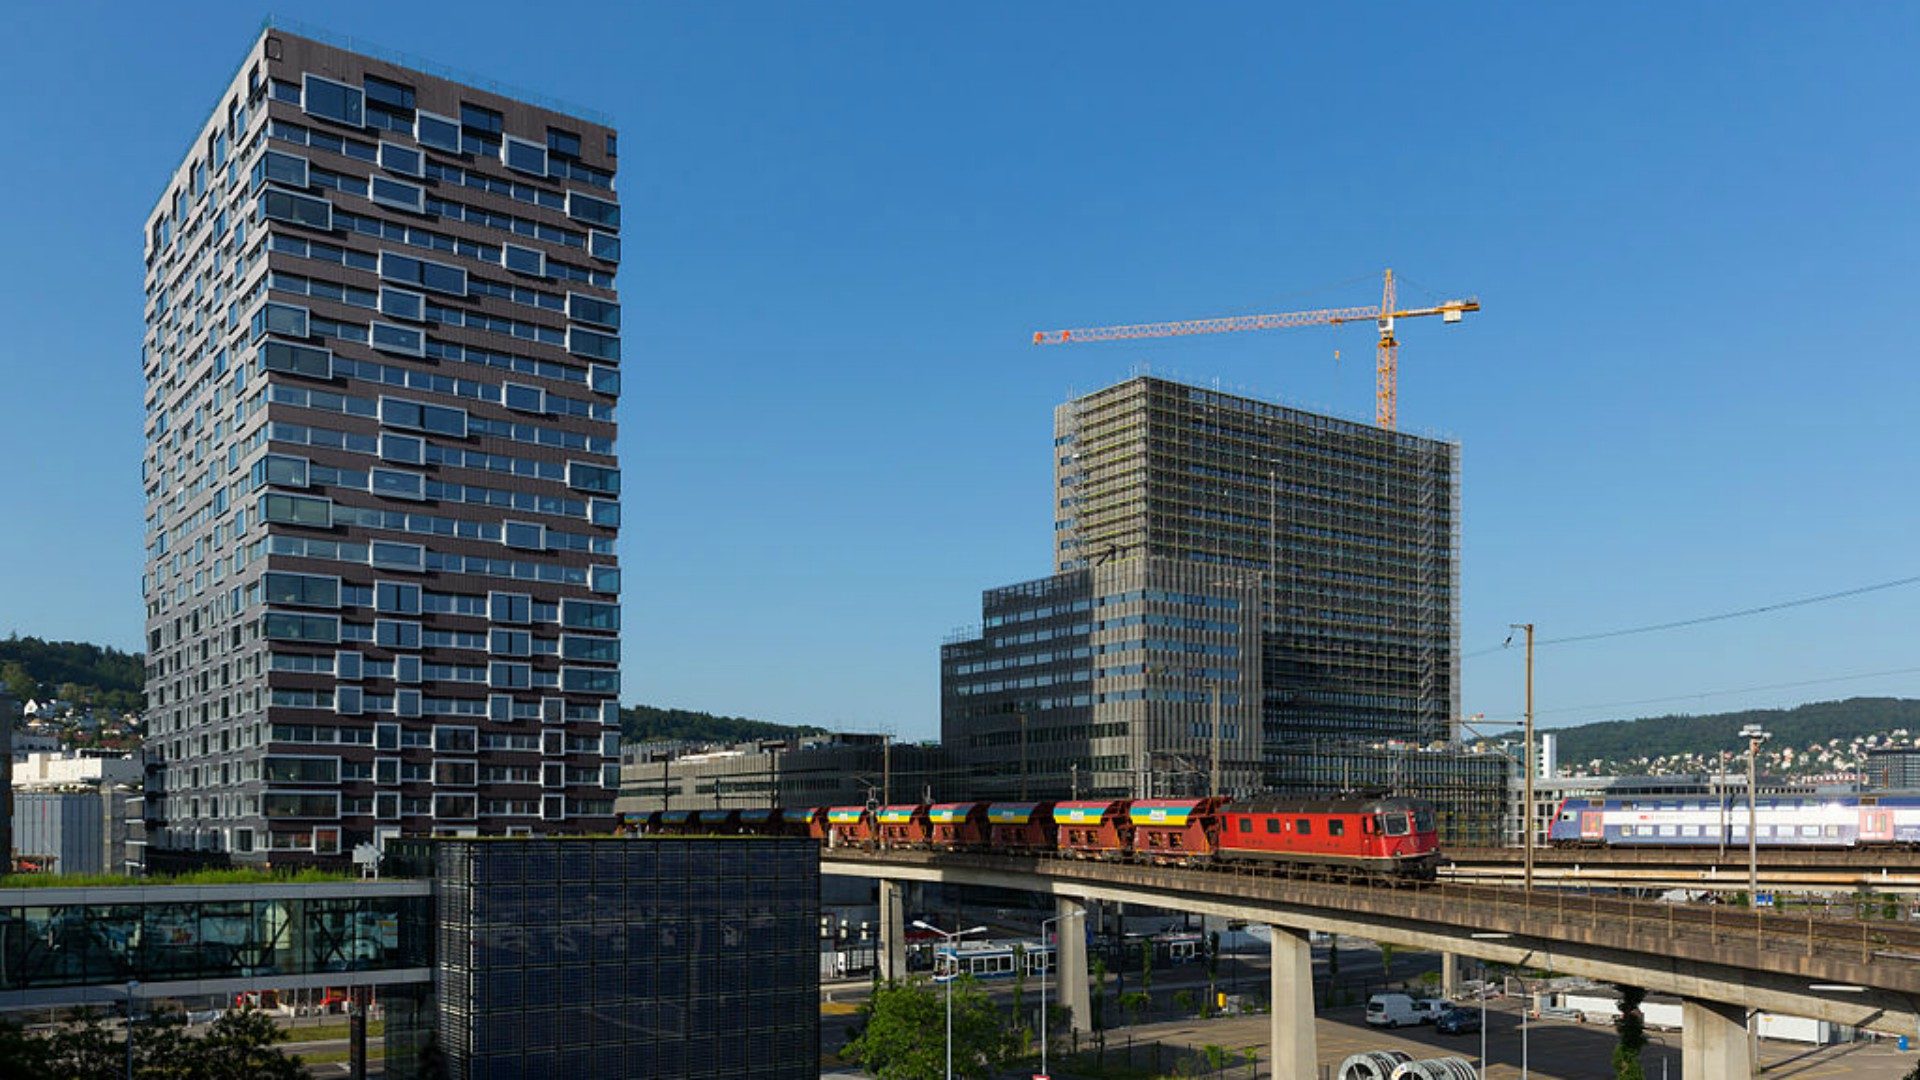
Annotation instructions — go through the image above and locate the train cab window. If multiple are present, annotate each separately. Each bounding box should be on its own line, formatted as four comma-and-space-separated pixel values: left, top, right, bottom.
1238, 818, 1251, 833
1328, 819, 1344, 837
1380, 813, 1410, 837
1413, 808, 1435, 833
1265, 818, 1280, 834
1296, 819, 1312, 835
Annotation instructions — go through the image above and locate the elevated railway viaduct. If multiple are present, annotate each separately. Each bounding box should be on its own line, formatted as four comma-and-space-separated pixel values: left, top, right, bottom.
827, 850, 1920, 1080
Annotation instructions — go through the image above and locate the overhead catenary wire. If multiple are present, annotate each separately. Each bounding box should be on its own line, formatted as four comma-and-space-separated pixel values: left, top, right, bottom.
1468, 663, 1920, 724
1463, 571, 1920, 660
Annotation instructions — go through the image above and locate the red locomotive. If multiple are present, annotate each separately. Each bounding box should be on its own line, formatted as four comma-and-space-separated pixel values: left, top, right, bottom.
628, 793, 1441, 881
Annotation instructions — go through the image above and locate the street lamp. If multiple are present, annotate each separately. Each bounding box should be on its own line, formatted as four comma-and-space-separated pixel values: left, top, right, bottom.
1467, 934, 1510, 1080
1038, 910, 1083, 1079
914, 919, 988, 1080
1740, 724, 1771, 908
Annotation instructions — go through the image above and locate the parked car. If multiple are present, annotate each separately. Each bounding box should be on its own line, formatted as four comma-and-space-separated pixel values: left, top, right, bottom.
1366, 993, 1420, 1028
1436, 1007, 1483, 1035
1412, 997, 1448, 1024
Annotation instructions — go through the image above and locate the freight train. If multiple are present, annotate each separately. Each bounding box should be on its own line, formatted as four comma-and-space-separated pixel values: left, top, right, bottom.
1547, 793, 1920, 849
622, 794, 1441, 881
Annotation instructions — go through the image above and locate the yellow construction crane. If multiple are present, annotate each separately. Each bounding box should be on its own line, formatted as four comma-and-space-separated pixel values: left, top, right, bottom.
1033, 268, 1478, 430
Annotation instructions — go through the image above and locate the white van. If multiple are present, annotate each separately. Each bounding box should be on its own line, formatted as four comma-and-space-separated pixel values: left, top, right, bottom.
1412, 997, 1449, 1024
1366, 993, 1420, 1028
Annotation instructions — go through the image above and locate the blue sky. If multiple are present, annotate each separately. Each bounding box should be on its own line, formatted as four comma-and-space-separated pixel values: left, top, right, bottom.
2, 3, 1917, 741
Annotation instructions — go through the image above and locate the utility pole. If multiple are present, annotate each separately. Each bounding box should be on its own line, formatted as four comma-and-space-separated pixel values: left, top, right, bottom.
1509, 623, 1536, 891
1070, 762, 1079, 799
1741, 724, 1770, 906
1019, 712, 1029, 800
882, 734, 891, 807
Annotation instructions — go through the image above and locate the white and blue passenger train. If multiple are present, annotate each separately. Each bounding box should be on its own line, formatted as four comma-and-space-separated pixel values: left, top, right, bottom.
1548, 794, 1920, 848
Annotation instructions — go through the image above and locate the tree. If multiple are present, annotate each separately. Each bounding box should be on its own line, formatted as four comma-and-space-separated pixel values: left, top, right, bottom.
1205, 930, 1221, 1016
0, 1005, 303, 1080
1378, 942, 1397, 985
1203, 1043, 1230, 1078
1010, 943, 1028, 1040
1, 661, 36, 702
0, 1016, 61, 1080
1090, 955, 1109, 1035
196, 1007, 304, 1080
1174, 989, 1198, 1017
844, 977, 1011, 1080
1612, 984, 1648, 1080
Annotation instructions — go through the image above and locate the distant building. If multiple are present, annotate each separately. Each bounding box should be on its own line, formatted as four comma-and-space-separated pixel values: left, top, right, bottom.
0, 687, 14, 864
615, 733, 959, 814
1864, 746, 1920, 790
11, 790, 139, 875
387, 837, 818, 1079
12, 751, 144, 790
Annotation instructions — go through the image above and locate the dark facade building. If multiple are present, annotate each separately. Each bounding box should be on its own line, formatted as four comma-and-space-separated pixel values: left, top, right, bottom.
141, 23, 623, 866
406, 837, 818, 1080
615, 733, 961, 814
1865, 746, 1920, 790
942, 376, 1505, 835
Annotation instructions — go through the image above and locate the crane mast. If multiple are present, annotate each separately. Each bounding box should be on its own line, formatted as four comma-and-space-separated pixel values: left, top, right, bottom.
1034, 268, 1477, 430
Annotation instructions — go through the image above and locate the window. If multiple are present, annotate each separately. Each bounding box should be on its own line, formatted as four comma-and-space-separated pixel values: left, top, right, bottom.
503, 244, 545, 276
335, 686, 362, 715
503, 521, 545, 550
379, 287, 424, 321
261, 188, 332, 230
567, 326, 620, 361
371, 540, 425, 570
563, 667, 620, 694
303, 75, 364, 126
547, 128, 581, 158
568, 293, 620, 329
260, 492, 332, 527
1328, 819, 1345, 836
416, 111, 460, 152
396, 655, 421, 684
490, 662, 532, 689
434, 793, 477, 820
1296, 819, 1312, 835
264, 572, 338, 608
379, 142, 423, 177
264, 612, 340, 644
259, 150, 309, 188
590, 366, 620, 396
258, 454, 309, 488
371, 322, 425, 356
374, 582, 422, 615
567, 462, 619, 494
396, 689, 421, 718
588, 230, 620, 263
375, 723, 400, 751
606, 132, 618, 157
336, 651, 362, 680
460, 103, 503, 134
364, 75, 415, 111
503, 383, 544, 413
266, 756, 339, 784
380, 396, 467, 437
379, 251, 466, 296
490, 592, 532, 624
435, 760, 478, 787
590, 565, 621, 595
376, 620, 421, 649
370, 176, 426, 213
379, 433, 424, 465
490, 629, 532, 657
589, 499, 620, 527
504, 137, 548, 176
371, 468, 425, 500
255, 302, 310, 339
260, 340, 332, 378
435, 725, 478, 753
561, 635, 619, 663
264, 792, 341, 819
543, 794, 566, 821
1236, 818, 1251, 834
561, 599, 619, 631
566, 191, 620, 228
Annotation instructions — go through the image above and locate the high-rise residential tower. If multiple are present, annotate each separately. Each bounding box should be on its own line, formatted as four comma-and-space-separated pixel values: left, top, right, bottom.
141, 24, 623, 867
944, 376, 1501, 839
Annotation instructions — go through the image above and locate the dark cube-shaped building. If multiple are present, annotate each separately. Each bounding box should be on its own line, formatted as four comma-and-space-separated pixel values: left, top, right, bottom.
418, 837, 818, 1079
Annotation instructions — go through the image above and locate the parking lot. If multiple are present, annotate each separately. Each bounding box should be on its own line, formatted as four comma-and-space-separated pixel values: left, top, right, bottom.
1108, 998, 1920, 1079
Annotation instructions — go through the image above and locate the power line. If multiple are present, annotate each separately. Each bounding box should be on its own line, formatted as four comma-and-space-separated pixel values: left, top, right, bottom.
1470, 663, 1920, 723
1464, 571, 1920, 660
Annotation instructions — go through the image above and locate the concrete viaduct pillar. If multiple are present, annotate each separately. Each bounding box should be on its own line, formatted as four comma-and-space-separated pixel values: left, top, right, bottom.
1269, 925, 1317, 1079
1056, 896, 1092, 1034
877, 879, 907, 983
1440, 952, 1458, 998
1681, 999, 1752, 1080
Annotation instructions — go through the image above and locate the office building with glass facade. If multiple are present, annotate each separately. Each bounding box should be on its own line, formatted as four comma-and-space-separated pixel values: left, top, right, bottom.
141, 24, 622, 866
410, 837, 818, 1080
943, 377, 1505, 834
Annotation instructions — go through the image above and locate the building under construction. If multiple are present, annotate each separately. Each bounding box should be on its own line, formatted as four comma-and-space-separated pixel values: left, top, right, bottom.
943, 376, 1504, 837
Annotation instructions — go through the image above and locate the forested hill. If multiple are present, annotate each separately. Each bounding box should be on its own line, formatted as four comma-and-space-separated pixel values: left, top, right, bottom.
0, 636, 145, 712
619, 704, 828, 745
1550, 697, 1920, 765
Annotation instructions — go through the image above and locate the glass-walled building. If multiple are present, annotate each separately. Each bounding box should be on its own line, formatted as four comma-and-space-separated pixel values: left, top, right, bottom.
140, 23, 622, 866
413, 837, 818, 1080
